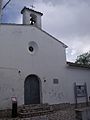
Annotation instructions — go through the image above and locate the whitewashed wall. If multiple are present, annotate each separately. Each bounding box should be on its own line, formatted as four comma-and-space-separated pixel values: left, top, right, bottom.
0, 24, 90, 110
65, 66, 90, 103
0, 68, 24, 109
0, 24, 66, 109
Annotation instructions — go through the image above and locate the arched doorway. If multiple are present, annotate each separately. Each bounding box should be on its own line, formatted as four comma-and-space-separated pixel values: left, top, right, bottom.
24, 75, 40, 105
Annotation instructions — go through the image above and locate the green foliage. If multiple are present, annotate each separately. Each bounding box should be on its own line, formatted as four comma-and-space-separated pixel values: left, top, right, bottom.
75, 52, 90, 65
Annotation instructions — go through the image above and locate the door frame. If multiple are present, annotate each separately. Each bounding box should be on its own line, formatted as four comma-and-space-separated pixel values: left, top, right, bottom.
24, 74, 42, 104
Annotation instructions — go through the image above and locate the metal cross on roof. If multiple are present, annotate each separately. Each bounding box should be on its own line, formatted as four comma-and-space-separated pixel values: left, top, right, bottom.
30, 5, 35, 9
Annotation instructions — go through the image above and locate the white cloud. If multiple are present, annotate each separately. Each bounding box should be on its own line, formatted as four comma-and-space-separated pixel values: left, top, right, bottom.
34, 1, 90, 62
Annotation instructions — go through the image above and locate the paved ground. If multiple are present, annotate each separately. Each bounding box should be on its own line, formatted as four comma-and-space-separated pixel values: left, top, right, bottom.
0, 108, 76, 120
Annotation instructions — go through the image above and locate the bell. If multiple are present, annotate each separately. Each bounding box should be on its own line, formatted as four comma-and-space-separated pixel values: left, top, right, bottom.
30, 17, 36, 25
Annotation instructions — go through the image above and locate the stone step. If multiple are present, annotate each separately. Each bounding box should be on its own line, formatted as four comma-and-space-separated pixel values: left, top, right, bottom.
18, 104, 54, 118
18, 104, 51, 113
18, 107, 50, 112
18, 109, 54, 118
19, 104, 49, 109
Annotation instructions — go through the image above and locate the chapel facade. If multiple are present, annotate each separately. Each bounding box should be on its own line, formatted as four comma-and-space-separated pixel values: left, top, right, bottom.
0, 5, 90, 109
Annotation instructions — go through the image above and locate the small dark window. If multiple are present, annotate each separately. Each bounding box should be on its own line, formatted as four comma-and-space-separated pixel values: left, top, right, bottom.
53, 79, 59, 84
29, 46, 34, 52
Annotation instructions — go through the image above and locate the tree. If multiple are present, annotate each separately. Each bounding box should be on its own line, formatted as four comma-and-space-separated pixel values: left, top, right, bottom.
75, 52, 90, 65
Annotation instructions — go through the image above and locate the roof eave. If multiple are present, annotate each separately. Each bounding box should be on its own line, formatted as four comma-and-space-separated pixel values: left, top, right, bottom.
38, 28, 68, 48
21, 6, 43, 16
67, 61, 90, 69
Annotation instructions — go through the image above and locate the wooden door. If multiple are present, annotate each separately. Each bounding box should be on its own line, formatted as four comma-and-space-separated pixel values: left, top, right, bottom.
24, 75, 40, 105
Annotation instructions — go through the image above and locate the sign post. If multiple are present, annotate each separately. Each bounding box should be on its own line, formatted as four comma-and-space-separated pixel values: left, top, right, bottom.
11, 97, 17, 118
74, 82, 88, 108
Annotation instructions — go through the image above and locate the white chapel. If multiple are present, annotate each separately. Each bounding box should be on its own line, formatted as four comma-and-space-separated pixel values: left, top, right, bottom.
0, 1, 90, 110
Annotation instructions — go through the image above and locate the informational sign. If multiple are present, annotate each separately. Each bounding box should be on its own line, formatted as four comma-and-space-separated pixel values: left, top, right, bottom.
76, 85, 86, 97
74, 82, 88, 108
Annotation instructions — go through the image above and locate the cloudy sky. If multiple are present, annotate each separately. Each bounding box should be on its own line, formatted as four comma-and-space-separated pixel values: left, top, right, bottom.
1, 0, 90, 62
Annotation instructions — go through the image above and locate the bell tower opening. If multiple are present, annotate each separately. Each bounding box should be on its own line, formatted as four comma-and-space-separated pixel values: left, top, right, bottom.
21, 7, 43, 28
30, 14, 36, 25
